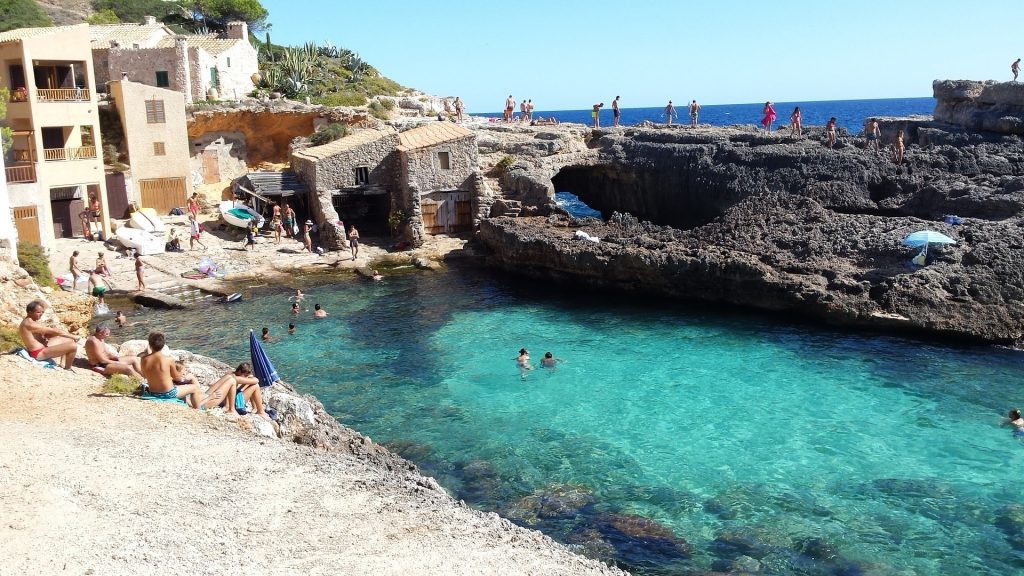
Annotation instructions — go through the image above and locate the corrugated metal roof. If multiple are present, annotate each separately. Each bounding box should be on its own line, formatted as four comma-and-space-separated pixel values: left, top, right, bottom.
397, 122, 474, 152
89, 23, 170, 49
239, 171, 308, 197
293, 127, 397, 160
0, 24, 85, 43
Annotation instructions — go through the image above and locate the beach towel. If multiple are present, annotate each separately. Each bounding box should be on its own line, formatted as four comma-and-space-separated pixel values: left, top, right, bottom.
11, 348, 58, 369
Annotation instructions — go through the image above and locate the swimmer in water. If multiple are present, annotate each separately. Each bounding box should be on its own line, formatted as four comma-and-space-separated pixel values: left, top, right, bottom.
288, 323, 295, 335
291, 302, 300, 315
540, 352, 559, 368
1004, 408, 1024, 435
516, 348, 532, 378
293, 289, 304, 301
314, 303, 327, 318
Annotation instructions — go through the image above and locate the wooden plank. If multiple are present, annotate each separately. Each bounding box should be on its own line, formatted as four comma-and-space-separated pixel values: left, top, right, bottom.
13, 205, 40, 245
454, 200, 473, 232
421, 199, 441, 234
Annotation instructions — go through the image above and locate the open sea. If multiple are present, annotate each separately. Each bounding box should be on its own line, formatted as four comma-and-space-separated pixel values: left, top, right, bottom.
474, 96, 935, 132
117, 261, 1024, 575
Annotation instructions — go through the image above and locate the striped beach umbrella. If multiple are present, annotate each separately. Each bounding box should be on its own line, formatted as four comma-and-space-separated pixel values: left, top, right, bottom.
249, 329, 281, 388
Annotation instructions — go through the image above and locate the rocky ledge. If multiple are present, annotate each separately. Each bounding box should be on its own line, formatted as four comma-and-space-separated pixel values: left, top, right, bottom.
472, 96, 1024, 343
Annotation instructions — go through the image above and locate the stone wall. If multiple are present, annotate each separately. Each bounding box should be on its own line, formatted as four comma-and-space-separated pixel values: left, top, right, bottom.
397, 135, 478, 245
189, 131, 248, 183
933, 79, 1024, 134
212, 41, 258, 101
108, 45, 189, 100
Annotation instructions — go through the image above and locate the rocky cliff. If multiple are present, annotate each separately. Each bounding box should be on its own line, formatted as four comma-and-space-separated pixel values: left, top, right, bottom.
933, 80, 1024, 134
471, 102, 1024, 344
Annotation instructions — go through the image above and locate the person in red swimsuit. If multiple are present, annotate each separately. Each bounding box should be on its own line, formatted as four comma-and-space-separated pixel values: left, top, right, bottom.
18, 299, 80, 369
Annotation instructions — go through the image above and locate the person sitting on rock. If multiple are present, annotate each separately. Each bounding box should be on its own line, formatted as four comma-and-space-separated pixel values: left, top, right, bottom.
139, 331, 204, 408
85, 322, 142, 377
201, 363, 269, 418
18, 299, 80, 370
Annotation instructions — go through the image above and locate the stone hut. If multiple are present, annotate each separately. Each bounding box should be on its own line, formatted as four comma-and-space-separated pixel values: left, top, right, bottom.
395, 122, 479, 245
290, 127, 400, 249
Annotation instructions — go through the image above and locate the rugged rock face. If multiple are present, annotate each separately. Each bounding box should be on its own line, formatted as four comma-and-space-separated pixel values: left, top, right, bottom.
473, 115, 1024, 343
933, 80, 1024, 134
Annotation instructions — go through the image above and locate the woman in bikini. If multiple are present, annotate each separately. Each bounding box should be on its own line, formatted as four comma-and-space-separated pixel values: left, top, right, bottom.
134, 254, 146, 291
790, 107, 802, 137
893, 129, 905, 165
826, 117, 837, 149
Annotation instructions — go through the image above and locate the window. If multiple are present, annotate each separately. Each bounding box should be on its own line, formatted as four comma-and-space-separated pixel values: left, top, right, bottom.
80, 126, 94, 147
210, 67, 220, 88
153, 142, 166, 156
354, 166, 369, 185
437, 151, 451, 170
145, 99, 165, 124
155, 71, 169, 87
226, 57, 231, 68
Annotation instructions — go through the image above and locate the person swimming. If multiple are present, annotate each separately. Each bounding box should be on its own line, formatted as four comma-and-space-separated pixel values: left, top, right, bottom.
291, 302, 300, 315
292, 289, 304, 301
1005, 408, 1024, 436
540, 352, 558, 368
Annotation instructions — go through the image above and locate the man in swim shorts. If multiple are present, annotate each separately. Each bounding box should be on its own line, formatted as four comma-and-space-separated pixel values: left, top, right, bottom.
139, 332, 204, 408
85, 323, 142, 377
592, 103, 604, 128
18, 299, 80, 370
88, 271, 108, 305
504, 95, 515, 122
612, 96, 621, 127
689, 100, 701, 128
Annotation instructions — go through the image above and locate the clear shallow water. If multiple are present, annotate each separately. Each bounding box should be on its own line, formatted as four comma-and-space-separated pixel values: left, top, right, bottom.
117, 268, 1024, 575
476, 96, 935, 132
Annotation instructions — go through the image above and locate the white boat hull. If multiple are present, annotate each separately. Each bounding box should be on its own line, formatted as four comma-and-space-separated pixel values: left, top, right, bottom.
219, 201, 265, 228
115, 226, 165, 256
129, 208, 165, 233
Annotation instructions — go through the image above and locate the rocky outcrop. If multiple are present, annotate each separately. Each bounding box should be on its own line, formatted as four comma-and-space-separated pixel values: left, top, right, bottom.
0, 258, 91, 336
933, 80, 1024, 134
472, 115, 1024, 343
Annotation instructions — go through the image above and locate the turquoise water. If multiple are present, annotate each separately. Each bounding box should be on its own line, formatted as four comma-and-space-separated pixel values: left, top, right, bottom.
117, 267, 1024, 575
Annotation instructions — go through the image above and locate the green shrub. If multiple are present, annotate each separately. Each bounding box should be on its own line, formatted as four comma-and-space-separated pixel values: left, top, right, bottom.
0, 325, 20, 353
378, 98, 396, 110
16, 242, 57, 289
494, 155, 516, 175
367, 100, 390, 120
360, 76, 404, 97
308, 123, 348, 146
103, 374, 142, 395
312, 92, 366, 107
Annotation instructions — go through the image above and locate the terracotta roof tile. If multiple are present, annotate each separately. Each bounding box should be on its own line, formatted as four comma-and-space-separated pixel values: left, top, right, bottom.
89, 23, 170, 49
293, 127, 396, 160
0, 24, 84, 43
397, 122, 473, 151
154, 35, 243, 55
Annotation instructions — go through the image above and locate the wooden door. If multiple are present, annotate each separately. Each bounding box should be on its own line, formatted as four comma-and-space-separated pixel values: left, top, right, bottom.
139, 178, 186, 214
202, 150, 220, 184
454, 199, 473, 232
421, 199, 441, 234
12, 205, 40, 245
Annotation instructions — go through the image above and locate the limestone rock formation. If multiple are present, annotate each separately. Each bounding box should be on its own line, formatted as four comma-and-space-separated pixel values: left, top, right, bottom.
933, 79, 1024, 134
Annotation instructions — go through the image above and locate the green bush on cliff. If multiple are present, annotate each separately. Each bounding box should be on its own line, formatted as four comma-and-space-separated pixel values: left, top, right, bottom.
0, 0, 53, 33
103, 374, 143, 395
0, 325, 20, 353
494, 155, 515, 176
308, 123, 348, 146
16, 242, 57, 289
312, 91, 366, 107
367, 100, 390, 120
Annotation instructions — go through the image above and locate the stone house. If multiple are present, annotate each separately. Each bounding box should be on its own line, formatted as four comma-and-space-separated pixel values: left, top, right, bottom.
108, 79, 192, 214
1, 24, 111, 250
290, 122, 480, 248
90, 18, 258, 103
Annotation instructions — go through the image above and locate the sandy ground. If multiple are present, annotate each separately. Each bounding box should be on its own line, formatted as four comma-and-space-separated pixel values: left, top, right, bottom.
50, 211, 469, 300
0, 355, 625, 575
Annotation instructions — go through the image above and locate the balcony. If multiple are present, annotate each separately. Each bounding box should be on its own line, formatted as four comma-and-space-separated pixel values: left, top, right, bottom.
36, 88, 91, 102
43, 146, 96, 161
5, 164, 37, 183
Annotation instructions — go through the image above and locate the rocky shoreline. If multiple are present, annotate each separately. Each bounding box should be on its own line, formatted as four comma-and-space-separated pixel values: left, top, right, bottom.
469, 81, 1024, 344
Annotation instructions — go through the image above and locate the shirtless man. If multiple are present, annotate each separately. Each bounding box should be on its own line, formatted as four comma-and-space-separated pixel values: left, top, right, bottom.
612, 96, 621, 127
1013, 58, 1021, 82
18, 300, 80, 370
864, 119, 881, 153
504, 95, 515, 122
69, 251, 82, 291
453, 97, 464, 122
85, 323, 142, 377
88, 271, 108, 306
139, 331, 203, 408
689, 100, 701, 128
519, 99, 528, 122
313, 303, 328, 318
664, 100, 676, 126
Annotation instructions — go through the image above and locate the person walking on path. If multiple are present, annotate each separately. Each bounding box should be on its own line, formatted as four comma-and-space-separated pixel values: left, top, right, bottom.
348, 225, 360, 260
591, 103, 604, 128
864, 118, 881, 153
283, 203, 295, 237
790, 107, 802, 137
19, 299, 80, 370
187, 192, 200, 219
454, 97, 464, 122
526, 99, 534, 122
761, 101, 777, 132
188, 214, 207, 251
825, 117, 837, 149
504, 95, 515, 122
664, 100, 676, 126
689, 100, 701, 128
612, 96, 621, 127
134, 254, 146, 291
1013, 58, 1021, 81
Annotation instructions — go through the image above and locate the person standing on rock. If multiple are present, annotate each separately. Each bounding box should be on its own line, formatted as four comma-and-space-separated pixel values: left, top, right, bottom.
664, 100, 676, 126
527, 99, 534, 122
348, 225, 360, 260
864, 119, 881, 153
1013, 58, 1021, 82
592, 103, 604, 128
134, 254, 146, 291
454, 97, 464, 122
519, 99, 528, 122
825, 117, 837, 149
69, 251, 82, 292
283, 203, 296, 237
689, 100, 701, 128
893, 129, 905, 165
761, 101, 777, 132
504, 95, 515, 122
18, 299, 81, 370
790, 107, 802, 137
88, 271, 108, 306
612, 96, 621, 127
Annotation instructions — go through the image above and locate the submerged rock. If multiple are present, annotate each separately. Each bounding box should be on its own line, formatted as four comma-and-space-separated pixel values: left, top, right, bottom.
590, 512, 692, 566
504, 483, 596, 526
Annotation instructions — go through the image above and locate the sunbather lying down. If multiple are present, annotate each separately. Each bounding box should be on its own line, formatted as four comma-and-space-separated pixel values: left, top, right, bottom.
201, 363, 270, 419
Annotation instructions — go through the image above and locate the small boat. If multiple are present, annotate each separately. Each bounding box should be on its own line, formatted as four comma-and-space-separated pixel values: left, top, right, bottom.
129, 207, 166, 233
219, 201, 265, 229
115, 226, 165, 255
224, 293, 242, 303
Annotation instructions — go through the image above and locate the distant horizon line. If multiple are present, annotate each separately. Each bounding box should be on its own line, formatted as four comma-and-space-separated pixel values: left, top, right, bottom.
467, 95, 933, 115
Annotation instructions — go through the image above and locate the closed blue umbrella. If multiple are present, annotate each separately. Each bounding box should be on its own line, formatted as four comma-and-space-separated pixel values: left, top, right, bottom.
902, 230, 956, 248
249, 329, 281, 388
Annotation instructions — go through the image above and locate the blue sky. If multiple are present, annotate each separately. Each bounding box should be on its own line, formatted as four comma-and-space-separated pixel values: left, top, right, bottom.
263, 0, 1024, 112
